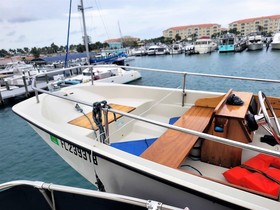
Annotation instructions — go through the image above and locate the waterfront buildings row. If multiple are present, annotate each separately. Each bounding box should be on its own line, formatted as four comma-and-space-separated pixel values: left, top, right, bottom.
163, 14, 280, 40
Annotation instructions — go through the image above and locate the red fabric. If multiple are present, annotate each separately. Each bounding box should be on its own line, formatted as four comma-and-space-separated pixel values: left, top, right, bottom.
223, 154, 280, 197
241, 173, 280, 197
223, 167, 251, 185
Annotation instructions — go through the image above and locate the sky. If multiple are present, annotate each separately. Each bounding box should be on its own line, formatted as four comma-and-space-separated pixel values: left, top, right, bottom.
1, 0, 280, 50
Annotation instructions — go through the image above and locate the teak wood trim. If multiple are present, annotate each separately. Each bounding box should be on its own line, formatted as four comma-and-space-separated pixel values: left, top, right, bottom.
213, 88, 233, 114
141, 106, 214, 168
68, 104, 135, 130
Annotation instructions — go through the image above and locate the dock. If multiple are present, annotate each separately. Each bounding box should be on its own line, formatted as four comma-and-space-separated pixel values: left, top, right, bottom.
0, 82, 49, 105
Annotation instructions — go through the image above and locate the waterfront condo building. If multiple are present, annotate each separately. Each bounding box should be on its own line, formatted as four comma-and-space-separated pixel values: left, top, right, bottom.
163, 23, 222, 40
229, 15, 280, 36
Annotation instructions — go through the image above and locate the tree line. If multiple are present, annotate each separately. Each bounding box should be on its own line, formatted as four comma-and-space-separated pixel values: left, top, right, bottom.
0, 42, 111, 58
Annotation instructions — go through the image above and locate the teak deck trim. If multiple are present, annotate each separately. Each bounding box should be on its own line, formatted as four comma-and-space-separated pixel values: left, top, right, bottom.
141, 106, 214, 168
68, 103, 135, 130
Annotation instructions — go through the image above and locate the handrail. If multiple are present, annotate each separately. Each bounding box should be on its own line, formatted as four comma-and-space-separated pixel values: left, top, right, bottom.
0, 180, 183, 210
30, 65, 280, 158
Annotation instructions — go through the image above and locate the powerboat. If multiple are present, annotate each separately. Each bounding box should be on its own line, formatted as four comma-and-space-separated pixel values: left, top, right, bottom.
170, 44, 183, 55
193, 38, 217, 54
63, 64, 141, 85
271, 32, 280, 50
3, 62, 39, 86
0, 180, 186, 210
246, 32, 264, 51
219, 33, 236, 53
13, 65, 280, 210
147, 45, 169, 55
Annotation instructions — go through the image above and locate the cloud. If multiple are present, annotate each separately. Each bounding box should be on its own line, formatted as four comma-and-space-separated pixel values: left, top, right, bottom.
8, 17, 40, 23
15, 35, 27, 43
6, 31, 16, 36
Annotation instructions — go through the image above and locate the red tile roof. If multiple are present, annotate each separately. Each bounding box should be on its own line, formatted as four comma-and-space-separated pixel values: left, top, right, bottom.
166, 23, 219, 31
104, 38, 122, 43
230, 15, 280, 24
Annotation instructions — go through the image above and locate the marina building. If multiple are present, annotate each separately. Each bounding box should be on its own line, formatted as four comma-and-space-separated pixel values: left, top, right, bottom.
229, 15, 280, 36
163, 23, 222, 40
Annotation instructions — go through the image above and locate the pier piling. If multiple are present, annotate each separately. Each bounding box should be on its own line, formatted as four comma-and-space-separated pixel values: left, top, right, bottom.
22, 76, 30, 98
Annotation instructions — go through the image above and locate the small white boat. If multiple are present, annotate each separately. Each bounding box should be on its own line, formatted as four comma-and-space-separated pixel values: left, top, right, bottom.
271, 32, 280, 50
0, 180, 186, 210
170, 44, 183, 55
194, 38, 217, 54
3, 62, 39, 87
147, 45, 169, 55
13, 65, 280, 210
63, 64, 141, 85
247, 32, 264, 51
131, 47, 147, 56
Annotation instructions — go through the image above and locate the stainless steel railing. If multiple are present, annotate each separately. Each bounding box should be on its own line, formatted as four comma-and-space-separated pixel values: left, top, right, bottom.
0, 180, 184, 210
31, 65, 280, 158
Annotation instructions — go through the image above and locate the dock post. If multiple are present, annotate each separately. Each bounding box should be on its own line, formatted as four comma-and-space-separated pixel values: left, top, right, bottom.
0, 91, 3, 105
22, 76, 30, 98
45, 74, 49, 84
5, 81, 10, 91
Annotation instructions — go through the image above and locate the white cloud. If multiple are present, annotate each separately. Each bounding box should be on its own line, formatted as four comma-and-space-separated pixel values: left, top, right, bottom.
1, 0, 280, 50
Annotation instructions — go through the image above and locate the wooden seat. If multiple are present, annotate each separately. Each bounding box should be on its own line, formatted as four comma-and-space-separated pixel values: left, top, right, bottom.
68, 103, 135, 130
141, 106, 214, 168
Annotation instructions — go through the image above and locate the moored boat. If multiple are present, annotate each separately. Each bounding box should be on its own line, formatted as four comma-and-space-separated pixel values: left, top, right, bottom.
218, 33, 236, 53
246, 32, 264, 51
63, 64, 141, 85
13, 65, 280, 210
193, 37, 217, 54
271, 32, 280, 50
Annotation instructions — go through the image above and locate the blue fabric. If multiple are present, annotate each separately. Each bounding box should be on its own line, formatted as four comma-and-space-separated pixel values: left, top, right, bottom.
169, 117, 179, 125
111, 117, 179, 156
110, 138, 157, 156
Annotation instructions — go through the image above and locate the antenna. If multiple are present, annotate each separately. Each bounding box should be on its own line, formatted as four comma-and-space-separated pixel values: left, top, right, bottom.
118, 21, 124, 48
78, 0, 90, 64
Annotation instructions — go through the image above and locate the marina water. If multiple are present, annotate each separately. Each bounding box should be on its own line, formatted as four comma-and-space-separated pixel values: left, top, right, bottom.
1, 49, 280, 189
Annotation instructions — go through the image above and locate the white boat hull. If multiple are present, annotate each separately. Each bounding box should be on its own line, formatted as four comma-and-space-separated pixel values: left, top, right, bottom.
271, 43, 280, 50
13, 79, 280, 210
247, 43, 263, 51
30, 125, 240, 210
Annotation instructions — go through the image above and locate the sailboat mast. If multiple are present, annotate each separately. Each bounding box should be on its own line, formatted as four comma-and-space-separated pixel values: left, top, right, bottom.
79, 0, 90, 64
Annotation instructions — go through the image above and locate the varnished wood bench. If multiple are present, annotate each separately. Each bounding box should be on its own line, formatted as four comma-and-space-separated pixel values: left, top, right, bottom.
68, 103, 135, 130
141, 106, 214, 168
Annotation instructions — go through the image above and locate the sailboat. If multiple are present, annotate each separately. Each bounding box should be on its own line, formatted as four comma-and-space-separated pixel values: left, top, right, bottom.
60, 0, 140, 86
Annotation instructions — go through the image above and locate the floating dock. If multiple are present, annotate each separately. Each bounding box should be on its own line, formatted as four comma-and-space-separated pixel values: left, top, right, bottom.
0, 82, 48, 105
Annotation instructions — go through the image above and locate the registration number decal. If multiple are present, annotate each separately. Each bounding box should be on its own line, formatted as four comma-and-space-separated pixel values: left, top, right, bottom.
49, 135, 98, 165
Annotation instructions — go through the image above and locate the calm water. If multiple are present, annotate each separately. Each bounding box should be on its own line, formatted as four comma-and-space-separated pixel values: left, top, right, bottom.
1, 49, 280, 189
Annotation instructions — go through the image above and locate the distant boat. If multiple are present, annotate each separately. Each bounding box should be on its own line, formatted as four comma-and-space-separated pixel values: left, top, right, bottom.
170, 44, 183, 55
89, 51, 127, 65
246, 32, 264, 51
219, 33, 246, 53
63, 64, 141, 85
131, 47, 147, 56
219, 33, 236, 53
2, 62, 39, 87
0, 180, 186, 210
193, 37, 217, 54
147, 45, 169, 55
271, 32, 280, 50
